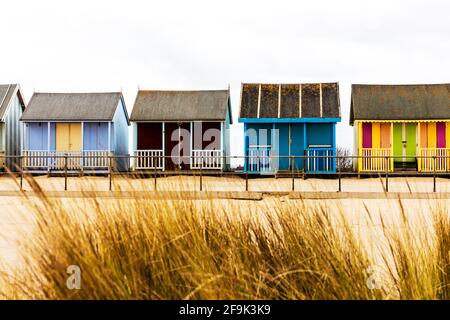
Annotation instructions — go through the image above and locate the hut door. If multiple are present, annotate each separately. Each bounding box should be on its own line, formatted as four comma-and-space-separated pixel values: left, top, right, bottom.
393, 123, 416, 163
56, 123, 82, 151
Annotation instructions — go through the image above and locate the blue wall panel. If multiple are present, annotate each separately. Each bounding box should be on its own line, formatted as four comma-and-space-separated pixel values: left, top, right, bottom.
275, 123, 289, 170
83, 122, 109, 150
307, 123, 332, 146
26, 123, 48, 150
291, 123, 305, 169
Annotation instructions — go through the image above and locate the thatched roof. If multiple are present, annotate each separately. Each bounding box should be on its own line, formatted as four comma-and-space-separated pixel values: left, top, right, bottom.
350, 84, 450, 125
239, 83, 340, 119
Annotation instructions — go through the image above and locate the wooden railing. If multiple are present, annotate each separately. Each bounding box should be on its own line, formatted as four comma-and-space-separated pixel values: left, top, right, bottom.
82, 151, 110, 169
191, 150, 223, 169
305, 148, 335, 173
22, 150, 111, 171
134, 150, 164, 169
247, 147, 273, 173
419, 148, 450, 172
359, 148, 392, 172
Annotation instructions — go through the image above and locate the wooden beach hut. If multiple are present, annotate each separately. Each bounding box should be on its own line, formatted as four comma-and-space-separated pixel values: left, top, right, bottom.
130, 89, 232, 171
20, 92, 129, 172
0, 84, 26, 169
350, 84, 450, 172
238, 83, 341, 173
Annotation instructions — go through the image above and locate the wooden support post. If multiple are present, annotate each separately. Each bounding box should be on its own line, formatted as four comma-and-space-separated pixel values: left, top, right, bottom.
109, 155, 113, 191
291, 157, 295, 191
20, 155, 23, 191
433, 156, 436, 192
245, 154, 249, 192
200, 155, 203, 191
154, 164, 157, 191
64, 154, 68, 191
338, 155, 342, 192
384, 156, 389, 192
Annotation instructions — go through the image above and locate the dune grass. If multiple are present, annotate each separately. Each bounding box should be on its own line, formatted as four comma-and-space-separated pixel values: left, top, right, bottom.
0, 176, 449, 300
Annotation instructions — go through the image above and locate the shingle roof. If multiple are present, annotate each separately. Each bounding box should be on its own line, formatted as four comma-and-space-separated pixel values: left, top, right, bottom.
239, 83, 340, 119
130, 90, 231, 122
350, 84, 450, 125
0, 84, 25, 120
21, 92, 128, 122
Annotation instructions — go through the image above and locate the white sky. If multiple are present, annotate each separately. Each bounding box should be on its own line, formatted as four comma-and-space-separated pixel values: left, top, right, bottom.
1, 0, 449, 156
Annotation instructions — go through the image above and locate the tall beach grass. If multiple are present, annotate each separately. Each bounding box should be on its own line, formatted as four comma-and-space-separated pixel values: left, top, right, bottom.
0, 175, 448, 300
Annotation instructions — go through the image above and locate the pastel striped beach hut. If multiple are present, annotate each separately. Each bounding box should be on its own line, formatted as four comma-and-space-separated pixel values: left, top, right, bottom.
0, 84, 26, 169
350, 84, 450, 172
20, 92, 130, 172
238, 83, 341, 173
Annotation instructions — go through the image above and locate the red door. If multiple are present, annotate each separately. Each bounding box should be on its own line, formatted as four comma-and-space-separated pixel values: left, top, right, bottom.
137, 123, 162, 150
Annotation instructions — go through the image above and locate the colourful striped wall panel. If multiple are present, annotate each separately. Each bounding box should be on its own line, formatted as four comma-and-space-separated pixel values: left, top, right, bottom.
420, 123, 428, 148
371, 123, 380, 148
362, 122, 372, 148
427, 122, 437, 148
380, 123, 390, 148
360, 122, 392, 149
436, 122, 446, 148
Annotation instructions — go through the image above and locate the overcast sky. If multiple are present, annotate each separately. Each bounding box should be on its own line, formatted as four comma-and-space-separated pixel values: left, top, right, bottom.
1, 0, 449, 156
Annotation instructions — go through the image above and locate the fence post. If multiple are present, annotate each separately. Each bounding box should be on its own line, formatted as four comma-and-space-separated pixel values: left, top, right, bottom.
433, 155, 436, 192
385, 156, 389, 192
154, 155, 157, 191
200, 155, 203, 191
245, 155, 249, 192
291, 157, 295, 191
20, 155, 23, 191
64, 154, 68, 191
338, 156, 341, 192
109, 155, 113, 191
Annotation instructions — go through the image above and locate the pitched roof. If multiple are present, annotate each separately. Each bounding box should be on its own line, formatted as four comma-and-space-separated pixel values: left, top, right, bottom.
21, 92, 128, 123
130, 89, 231, 122
350, 84, 450, 125
239, 83, 340, 119
0, 84, 25, 120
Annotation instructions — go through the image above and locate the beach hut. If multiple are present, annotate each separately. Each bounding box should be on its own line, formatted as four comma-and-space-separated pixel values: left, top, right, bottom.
20, 92, 129, 172
350, 84, 450, 173
0, 84, 26, 169
130, 89, 232, 171
238, 83, 341, 173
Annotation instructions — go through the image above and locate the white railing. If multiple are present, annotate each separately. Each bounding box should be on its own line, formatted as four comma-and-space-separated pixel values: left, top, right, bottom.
305, 148, 335, 173
191, 150, 223, 169
22, 150, 110, 171
419, 148, 450, 172
359, 148, 392, 172
82, 151, 110, 169
247, 147, 273, 172
22, 150, 50, 168
134, 150, 164, 169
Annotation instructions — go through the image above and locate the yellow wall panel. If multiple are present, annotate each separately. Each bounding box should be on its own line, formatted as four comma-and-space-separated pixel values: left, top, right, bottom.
427, 122, 436, 148
372, 122, 380, 148
446, 122, 450, 149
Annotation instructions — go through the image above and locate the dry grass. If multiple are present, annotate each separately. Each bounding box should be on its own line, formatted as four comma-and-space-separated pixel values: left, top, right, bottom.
0, 175, 448, 300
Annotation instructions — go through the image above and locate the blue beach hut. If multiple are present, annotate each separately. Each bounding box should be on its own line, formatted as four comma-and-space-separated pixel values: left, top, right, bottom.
238, 83, 341, 173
